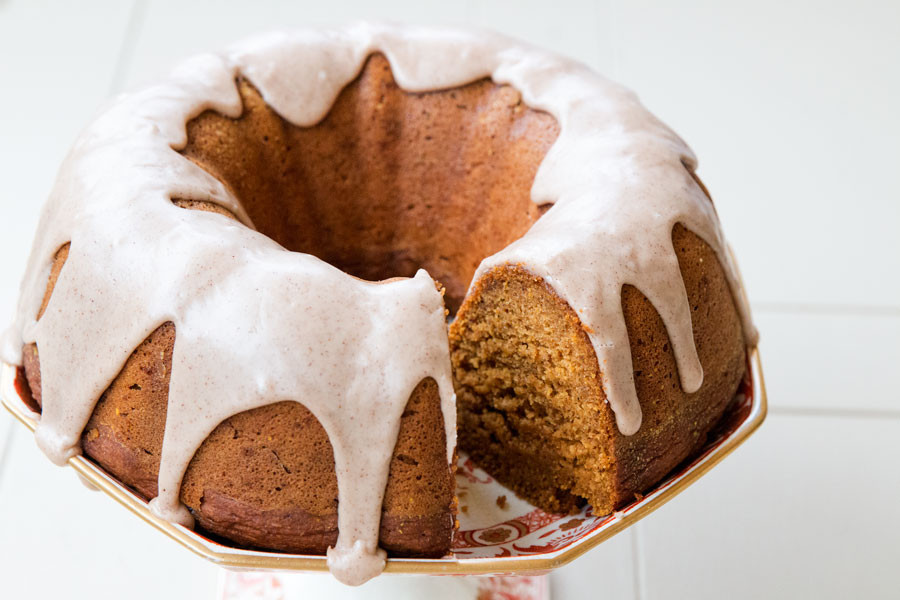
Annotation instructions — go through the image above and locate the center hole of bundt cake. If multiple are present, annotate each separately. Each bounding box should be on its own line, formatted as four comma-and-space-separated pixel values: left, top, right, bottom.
179, 53, 559, 312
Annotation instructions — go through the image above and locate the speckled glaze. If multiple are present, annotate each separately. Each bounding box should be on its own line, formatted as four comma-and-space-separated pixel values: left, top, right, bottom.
1, 23, 754, 584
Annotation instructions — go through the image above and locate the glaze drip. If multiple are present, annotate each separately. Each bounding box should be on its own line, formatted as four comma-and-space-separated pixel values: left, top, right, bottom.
0, 23, 755, 584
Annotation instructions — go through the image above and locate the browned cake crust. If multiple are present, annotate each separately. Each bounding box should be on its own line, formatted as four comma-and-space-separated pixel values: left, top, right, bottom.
24, 245, 453, 556
449, 224, 747, 514
20, 53, 560, 556
179, 53, 559, 312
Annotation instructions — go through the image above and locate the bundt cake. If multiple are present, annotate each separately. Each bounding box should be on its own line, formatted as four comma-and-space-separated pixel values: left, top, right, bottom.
0, 24, 756, 585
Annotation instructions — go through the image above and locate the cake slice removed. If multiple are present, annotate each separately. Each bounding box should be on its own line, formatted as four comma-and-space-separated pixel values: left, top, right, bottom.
450, 224, 747, 515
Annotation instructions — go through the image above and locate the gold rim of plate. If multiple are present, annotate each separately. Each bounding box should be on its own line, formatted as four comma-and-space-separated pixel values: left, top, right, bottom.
0, 349, 765, 575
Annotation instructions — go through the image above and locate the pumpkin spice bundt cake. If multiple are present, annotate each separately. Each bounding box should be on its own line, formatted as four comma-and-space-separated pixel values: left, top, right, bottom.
0, 24, 756, 585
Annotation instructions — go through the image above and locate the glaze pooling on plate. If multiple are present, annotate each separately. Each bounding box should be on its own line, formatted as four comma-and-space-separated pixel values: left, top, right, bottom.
0, 23, 755, 585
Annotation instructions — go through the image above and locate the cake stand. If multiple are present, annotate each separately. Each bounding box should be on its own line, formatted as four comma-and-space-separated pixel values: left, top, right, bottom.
0, 347, 765, 583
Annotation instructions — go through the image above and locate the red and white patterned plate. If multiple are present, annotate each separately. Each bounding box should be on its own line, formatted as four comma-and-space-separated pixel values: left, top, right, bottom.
0, 348, 765, 576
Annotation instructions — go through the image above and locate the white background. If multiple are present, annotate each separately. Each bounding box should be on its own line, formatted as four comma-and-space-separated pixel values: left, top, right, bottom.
1, 1, 898, 598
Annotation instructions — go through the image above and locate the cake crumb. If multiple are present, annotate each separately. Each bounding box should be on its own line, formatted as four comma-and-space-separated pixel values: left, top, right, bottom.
461, 505, 468, 514
496, 495, 507, 509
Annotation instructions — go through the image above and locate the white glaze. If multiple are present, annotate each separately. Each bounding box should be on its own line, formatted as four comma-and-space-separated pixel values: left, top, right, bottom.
0, 23, 755, 585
